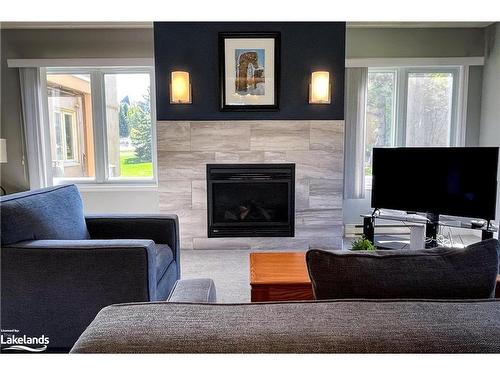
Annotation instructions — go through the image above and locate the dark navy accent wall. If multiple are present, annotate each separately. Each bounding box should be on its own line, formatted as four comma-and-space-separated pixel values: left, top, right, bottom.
153, 22, 345, 121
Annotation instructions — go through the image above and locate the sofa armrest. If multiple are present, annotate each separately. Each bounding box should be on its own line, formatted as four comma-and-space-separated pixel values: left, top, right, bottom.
167, 278, 217, 303
1, 239, 158, 351
85, 215, 180, 276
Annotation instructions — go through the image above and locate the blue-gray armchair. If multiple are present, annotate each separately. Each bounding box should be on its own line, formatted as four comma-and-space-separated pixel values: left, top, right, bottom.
0, 184, 180, 352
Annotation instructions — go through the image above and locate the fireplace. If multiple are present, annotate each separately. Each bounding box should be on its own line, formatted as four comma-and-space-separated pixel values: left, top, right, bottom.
207, 164, 295, 237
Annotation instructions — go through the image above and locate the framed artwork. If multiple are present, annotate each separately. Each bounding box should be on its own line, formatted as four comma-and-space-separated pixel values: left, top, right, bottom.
219, 32, 280, 111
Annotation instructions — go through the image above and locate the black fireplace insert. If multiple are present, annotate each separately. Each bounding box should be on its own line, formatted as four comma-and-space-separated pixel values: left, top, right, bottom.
207, 164, 295, 237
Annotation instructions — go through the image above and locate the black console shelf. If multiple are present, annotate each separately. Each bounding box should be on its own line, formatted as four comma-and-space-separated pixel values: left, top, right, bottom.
361, 211, 497, 249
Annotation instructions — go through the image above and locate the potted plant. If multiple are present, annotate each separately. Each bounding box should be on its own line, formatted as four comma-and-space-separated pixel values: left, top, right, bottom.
351, 236, 376, 251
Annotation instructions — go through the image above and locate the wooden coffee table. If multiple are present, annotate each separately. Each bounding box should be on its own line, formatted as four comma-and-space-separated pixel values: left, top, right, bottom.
497, 275, 500, 298
249, 252, 314, 302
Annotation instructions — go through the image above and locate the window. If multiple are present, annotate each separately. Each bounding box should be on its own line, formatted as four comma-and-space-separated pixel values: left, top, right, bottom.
104, 73, 153, 179
365, 69, 396, 179
47, 73, 94, 179
44, 67, 155, 185
63, 112, 77, 160
405, 71, 455, 147
53, 110, 78, 161
364, 67, 462, 189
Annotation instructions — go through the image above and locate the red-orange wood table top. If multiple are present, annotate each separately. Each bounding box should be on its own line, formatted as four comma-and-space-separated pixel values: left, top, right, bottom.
249, 252, 314, 302
497, 275, 500, 299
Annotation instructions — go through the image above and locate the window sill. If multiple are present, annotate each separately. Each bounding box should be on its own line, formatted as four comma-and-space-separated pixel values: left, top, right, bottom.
54, 181, 158, 192
64, 161, 80, 167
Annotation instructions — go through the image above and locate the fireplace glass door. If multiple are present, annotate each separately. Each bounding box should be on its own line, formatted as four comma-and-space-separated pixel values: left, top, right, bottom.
207, 164, 295, 237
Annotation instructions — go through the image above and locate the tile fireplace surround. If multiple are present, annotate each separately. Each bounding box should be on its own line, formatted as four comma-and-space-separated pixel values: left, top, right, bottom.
157, 120, 344, 250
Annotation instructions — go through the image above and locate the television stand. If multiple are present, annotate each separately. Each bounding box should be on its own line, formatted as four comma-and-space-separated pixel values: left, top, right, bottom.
425, 212, 440, 248
361, 211, 497, 249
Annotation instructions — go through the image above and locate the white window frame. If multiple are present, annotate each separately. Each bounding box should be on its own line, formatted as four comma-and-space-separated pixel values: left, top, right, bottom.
53, 109, 78, 163
396, 66, 462, 147
363, 68, 398, 190
42, 66, 157, 187
364, 65, 467, 190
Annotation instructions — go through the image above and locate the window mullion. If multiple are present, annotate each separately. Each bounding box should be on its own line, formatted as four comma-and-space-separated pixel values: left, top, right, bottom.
395, 68, 408, 147
453, 67, 466, 147
90, 71, 107, 183
39, 67, 54, 187
149, 68, 158, 185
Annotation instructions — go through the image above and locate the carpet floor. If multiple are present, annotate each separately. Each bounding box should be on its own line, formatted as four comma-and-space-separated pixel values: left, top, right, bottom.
180, 249, 292, 303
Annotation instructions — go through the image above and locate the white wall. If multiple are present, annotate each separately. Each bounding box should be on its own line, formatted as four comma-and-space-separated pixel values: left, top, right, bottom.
343, 192, 372, 225
465, 66, 483, 147
479, 23, 500, 229
80, 189, 159, 214
346, 27, 485, 58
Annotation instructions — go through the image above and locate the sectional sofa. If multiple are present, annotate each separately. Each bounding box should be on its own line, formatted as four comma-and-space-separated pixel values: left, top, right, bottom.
71, 290, 500, 353
71, 239, 500, 353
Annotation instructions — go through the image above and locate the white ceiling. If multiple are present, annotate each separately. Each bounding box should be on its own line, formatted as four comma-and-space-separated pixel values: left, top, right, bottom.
0, 21, 494, 30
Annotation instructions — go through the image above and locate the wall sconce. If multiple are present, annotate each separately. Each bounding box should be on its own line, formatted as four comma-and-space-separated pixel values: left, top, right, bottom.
170, 71, 192, 104
309, 71, 331, 104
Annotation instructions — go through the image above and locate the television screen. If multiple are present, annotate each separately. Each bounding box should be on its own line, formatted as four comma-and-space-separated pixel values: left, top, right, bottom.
371, 147, 499, 220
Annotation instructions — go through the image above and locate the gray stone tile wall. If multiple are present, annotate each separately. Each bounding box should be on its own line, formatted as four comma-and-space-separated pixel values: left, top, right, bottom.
157, 120, 345, 250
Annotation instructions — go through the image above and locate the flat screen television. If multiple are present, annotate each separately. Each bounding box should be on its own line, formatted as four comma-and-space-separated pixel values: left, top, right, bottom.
371, 147, 499, 220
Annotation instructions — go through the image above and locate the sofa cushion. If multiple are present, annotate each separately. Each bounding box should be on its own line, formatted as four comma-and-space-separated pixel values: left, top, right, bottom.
70, 299, 500, 353
167, 278, 217, 303
155, 244, 174, 283
306, 239, 500, 300
156, 262, 178, 301
0, 184, 90, 245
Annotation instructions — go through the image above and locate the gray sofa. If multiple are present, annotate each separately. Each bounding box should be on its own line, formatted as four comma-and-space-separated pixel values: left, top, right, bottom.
0, 184, 180, 352
70, 297, 500, 353
70, 240, 500, 353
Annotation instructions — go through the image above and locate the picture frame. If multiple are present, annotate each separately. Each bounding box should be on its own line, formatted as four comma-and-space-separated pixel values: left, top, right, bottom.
219, 32, 280, 111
